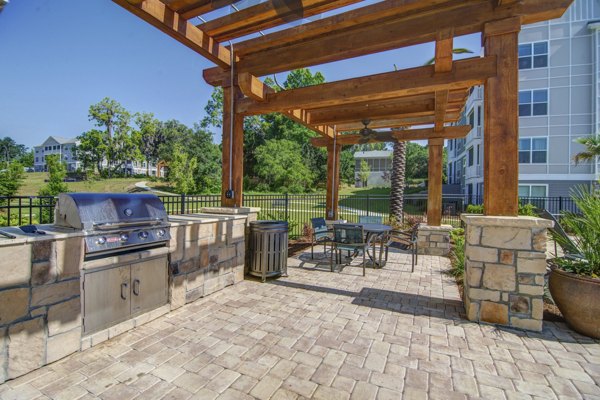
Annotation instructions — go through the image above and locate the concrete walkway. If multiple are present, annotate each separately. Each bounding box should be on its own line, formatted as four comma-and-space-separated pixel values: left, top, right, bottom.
1, 250, 599, 400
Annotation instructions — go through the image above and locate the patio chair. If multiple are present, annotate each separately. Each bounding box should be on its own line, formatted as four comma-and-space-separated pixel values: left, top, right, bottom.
331, 224, 368, 276
358, 215, 383, 224
384, 224, 419, 272
310, 217, 333, 259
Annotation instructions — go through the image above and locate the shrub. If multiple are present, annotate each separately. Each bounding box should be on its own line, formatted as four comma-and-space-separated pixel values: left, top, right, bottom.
449, 228, 465, 281
465, 202, 538, 216
552, 186, 600, 278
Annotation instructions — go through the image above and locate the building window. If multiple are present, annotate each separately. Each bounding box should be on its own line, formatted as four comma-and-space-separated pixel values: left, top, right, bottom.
518, 42, 548, 69
519, 138, 547, 164
35, 157, 38, 163
476, 144, 480, 165
519, 90, 547, 116
477, 106, 482, 127
519, 185, 547, 198
467, 146, 474, 166
468, 110, 475, 127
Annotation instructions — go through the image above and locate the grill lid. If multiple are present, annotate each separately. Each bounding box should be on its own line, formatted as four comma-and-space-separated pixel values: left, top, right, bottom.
54, 193, 169, 231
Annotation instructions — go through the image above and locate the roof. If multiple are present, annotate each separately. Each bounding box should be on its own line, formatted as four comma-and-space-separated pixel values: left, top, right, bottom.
36, 136, 78, 147
354, 151, 392, 159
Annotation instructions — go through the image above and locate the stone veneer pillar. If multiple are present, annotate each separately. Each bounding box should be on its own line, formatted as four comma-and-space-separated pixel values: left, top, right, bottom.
461, 215, 553, 331
417, 224, 452, 256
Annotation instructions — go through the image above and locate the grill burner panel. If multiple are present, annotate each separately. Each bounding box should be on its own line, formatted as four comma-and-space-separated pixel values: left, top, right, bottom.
55, 193, 170, 256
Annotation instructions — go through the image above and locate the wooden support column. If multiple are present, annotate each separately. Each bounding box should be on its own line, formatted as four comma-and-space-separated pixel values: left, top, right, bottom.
483, 17, 521, 216
427, 138, 444, 226
221, 84, 245, 207
326, 142, 342, 220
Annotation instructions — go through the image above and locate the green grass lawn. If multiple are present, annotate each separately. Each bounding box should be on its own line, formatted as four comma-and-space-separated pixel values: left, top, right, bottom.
17, 173, 143, 196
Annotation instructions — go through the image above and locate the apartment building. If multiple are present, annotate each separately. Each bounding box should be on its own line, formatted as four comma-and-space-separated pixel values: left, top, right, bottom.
447, 0, 600, 202
33, 136, 80, 172
33, 136, 157, 175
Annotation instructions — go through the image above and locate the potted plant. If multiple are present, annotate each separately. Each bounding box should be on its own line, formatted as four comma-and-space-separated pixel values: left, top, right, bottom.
548, 186, 600, 339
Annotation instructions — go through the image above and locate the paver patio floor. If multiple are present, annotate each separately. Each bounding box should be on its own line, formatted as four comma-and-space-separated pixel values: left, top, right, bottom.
1, 249, 600, 400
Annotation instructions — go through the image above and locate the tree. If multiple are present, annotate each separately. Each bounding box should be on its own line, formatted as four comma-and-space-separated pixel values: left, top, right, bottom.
80, 98, 140, 176
405, 142, 429, 181
135, 112, 164, 176
0, 162, 25, 196
390, 138, 407, 223
168, 144, 197, 194
76, 129, 108, 173
358, 160, 371, 187
340, 150, 356, 185
574, 135, 600, 165
190, 124, 221, 193
19, 150, 34, 168
39, 154, 68, 196
0, 137, 28, 162
254, 139, 314, 193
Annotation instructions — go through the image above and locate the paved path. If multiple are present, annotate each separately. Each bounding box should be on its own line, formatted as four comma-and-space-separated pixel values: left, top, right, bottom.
134, 181, 177, 196
1, 250, 599, 400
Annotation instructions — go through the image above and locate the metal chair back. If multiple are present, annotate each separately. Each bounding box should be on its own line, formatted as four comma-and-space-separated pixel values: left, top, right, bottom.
311, 217, 328, 232
359, 215, 383, 224
333, 224, 364, 245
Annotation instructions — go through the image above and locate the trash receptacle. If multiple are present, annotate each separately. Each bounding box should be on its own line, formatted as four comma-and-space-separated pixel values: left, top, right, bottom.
249, 220, 288, 282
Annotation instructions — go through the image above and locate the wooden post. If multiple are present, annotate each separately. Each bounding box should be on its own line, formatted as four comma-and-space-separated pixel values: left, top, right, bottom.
483, 17, 521, 216
326, 142, 342, 220
427, 138, 444, 226
221, 84, 244, 207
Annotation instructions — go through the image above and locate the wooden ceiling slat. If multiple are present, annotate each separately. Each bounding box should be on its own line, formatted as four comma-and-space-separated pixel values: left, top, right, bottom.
202, 0, 569, 78
198, 0, 362, 42
236, 56, 496, 115
311, 125, 470, 146
164, 0, 241, 19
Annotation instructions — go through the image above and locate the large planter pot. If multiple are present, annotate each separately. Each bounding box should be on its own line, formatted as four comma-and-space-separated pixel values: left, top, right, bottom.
549, 267, 600, 339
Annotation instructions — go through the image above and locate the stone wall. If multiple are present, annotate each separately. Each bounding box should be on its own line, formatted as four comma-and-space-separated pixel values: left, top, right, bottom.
167, 209, 258, 309
0, 236, 84, 382
0, 208, 258, 384
417, 224, 452, 256
462, 215, 553, 332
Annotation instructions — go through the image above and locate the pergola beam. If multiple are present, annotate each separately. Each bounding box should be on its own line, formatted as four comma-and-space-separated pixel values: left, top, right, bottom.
113, 0, 233, 68
197, 0, 362, 42
236, 56, 496, 115
236, 72, 333, 138
202, 0, 571, 78
311, 126, 470, 147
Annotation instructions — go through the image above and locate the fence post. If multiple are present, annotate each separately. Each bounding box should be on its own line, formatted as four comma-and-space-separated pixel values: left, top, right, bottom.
284, 193, 289, 221
559, 196, 563, 213
366, 194, 370, 216
180, 194, 186, 214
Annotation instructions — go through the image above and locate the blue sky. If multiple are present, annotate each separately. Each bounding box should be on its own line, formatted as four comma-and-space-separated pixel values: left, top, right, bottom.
0, 1, 482, 149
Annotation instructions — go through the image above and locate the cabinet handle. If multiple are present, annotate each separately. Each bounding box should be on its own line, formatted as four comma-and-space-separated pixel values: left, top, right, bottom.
133, 279, 140, 296
121, 282, 128, 300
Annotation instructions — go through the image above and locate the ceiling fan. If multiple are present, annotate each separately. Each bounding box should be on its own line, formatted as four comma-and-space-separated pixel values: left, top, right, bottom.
359, 119, 378, 143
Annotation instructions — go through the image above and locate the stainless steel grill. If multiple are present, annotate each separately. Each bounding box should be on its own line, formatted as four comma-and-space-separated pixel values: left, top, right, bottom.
54, 193, 171, 257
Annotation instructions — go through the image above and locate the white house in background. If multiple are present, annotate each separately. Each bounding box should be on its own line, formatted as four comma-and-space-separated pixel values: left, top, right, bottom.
354, 150, 392, 187
447, 0, 600, 202
33, 136, 158, 175
33, 136, 80, 172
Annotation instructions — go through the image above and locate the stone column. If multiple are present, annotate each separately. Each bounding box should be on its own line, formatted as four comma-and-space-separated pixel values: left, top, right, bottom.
462, 215, 553, 331
417, 224, 452, 256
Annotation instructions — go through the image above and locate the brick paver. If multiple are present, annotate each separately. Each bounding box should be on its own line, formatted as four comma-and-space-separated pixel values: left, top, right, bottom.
1, 249, 599, 399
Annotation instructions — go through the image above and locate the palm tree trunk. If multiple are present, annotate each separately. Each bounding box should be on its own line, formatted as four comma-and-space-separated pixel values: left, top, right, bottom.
390, 137, 407, 225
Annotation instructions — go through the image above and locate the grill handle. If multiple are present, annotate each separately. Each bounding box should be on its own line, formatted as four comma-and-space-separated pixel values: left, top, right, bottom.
133, 279, 140, 296
121, 282, 128, 300
94, 219, 164, 231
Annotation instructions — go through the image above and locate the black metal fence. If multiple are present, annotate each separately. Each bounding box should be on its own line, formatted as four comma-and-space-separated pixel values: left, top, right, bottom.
0, 193, 579, 238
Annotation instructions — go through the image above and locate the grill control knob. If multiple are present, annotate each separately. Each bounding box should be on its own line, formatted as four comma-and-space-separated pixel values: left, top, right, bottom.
120, 233, 129, 242
97, 237, 107, 245
138, 231, 149, 239
157, 229, 165, 237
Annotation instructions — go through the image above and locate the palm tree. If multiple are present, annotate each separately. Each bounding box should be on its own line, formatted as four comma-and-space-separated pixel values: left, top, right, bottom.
389, 48, 473, 225
574, 135, 600, 165
390, 129, 407, 225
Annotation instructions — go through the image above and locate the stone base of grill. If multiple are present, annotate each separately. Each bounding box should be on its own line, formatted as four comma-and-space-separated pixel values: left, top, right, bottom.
0, 208, 259, 384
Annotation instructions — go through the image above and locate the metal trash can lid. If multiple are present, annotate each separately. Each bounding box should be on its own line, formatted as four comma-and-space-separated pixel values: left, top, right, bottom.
250, 220, 288, 232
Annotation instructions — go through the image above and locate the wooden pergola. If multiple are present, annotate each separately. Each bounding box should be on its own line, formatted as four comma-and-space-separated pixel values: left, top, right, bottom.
114, 0, 572, 225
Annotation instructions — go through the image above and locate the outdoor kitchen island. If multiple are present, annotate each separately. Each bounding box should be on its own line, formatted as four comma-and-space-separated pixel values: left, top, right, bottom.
0, 204, 258, 384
